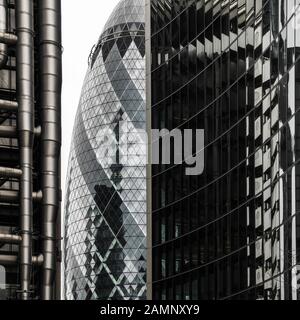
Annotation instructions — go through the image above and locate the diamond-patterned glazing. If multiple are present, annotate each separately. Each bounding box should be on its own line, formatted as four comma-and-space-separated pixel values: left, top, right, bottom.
64, 0, 146, 300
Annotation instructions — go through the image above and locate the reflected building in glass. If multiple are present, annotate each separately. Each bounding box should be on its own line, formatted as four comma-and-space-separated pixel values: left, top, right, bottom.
64, 0, 147, 300
148, 0, 300, 300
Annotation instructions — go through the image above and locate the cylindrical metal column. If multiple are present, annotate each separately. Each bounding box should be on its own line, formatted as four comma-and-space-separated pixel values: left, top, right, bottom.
38, 0, 62, 300
16, 0, 35, 301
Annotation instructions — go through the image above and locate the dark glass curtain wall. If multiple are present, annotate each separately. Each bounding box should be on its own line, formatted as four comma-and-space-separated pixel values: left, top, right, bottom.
150, 0, 300, 300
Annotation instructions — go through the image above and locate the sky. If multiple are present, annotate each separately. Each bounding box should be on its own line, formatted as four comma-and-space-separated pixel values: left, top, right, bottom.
62, 0, 121, 200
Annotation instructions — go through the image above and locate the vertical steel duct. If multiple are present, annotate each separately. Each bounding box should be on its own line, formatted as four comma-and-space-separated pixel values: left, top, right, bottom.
0, 0, 8, 68
38, 0, 62, 300
16, 0, 35, 300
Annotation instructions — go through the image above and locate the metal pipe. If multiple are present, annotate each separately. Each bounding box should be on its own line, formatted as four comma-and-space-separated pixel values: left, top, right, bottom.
0, 190, 43, 203
0, 254, 44, 266
0, 233, 22, 244
0, 254, 17, 266
0, 99, 18, 111
39, 0, 62, 300
0, 125, 17, 138
16, 0, 35, 300
0, 32, 17, 45
0, 166, 22, 178
0, 0, 8, 68
0, 190, 19, 202
0, 125, 41, 138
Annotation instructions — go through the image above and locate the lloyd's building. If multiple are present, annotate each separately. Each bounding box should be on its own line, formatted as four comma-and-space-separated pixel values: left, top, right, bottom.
0, 0, 62, 300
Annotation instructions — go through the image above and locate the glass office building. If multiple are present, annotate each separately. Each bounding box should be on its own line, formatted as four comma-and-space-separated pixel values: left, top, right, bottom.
0, 0, 62, 300
64, 0, 147, 300
149, 0, 300, 300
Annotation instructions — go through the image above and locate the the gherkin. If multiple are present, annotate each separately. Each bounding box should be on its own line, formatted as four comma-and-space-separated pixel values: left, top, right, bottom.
64, 0, 146, 300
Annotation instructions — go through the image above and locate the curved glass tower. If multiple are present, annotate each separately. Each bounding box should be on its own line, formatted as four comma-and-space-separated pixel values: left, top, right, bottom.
64, 0, 146, 300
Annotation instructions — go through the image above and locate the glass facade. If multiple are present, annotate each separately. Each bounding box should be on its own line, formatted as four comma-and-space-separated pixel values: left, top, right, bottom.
150, 0, 300, 300
64, 0, 147, 300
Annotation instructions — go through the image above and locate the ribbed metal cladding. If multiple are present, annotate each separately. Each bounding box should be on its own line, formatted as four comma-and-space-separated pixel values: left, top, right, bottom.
38, 0, 62, 300
15, 0, 35, 300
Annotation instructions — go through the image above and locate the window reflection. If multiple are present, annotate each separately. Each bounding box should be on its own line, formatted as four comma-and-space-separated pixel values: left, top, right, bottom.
151, 0, 300, 300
